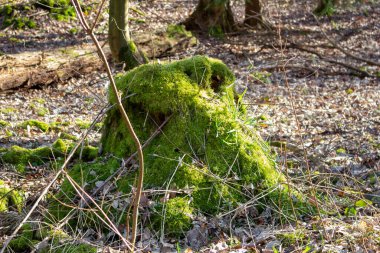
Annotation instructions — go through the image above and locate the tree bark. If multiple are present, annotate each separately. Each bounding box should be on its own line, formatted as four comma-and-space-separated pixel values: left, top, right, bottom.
314, 0, 338, 16
0, 47, 104, 92
244, 0, 262, 27
183, 0, 235, 34
109, 0, 147, 70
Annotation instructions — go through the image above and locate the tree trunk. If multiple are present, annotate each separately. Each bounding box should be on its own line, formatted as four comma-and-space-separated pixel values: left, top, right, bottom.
109, 0, 147, 70
314, 0, 337, 16
183, 0, 235, 34
244, 0, 262, 27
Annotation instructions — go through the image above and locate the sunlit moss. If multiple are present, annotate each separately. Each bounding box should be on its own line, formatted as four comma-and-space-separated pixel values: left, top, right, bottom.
18, 119, 50, 132
152, 197, 193, 236
0, 107, 17, 115
75, 120, 91, 130
0, 180, 23, 212
0, 120, 10, 128
0, 139, 98, 171
166, 24, 192, 38
101, 56, 305, 224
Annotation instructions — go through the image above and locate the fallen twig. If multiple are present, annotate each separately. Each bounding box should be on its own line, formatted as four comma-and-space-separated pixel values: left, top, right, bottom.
313, 14, 380, 67
289, 42, 374, 78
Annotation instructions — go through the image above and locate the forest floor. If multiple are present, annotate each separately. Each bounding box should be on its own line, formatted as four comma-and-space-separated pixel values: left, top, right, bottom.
0, 0, 380, 252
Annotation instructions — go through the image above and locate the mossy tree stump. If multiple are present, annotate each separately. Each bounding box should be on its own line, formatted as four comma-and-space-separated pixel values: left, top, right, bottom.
101, 56, 307, 228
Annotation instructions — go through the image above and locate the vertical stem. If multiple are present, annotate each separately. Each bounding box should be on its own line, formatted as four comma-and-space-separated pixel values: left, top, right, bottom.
71, 0, 144, 250
109, 0, 147, 70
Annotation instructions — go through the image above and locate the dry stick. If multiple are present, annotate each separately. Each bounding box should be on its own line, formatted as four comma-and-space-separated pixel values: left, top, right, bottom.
91, 0, 107, 31
289, 42, 374, 78
70, 1, 144, 250
267, 24, 376, 77
276, 28, 326, 232
33, 116, 171, 253
313, 14, 380, 67
63, 173, 131, 249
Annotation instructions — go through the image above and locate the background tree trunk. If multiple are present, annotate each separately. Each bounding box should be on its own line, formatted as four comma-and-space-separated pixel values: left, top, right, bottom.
244, 0, 262, 27
109, 0, 147, 70
183, 0, 235, 34
314, 0, 338, 16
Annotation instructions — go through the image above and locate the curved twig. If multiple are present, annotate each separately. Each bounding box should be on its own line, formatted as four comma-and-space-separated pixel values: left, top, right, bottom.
72, 0, 145, 250
313, 14, 380, 67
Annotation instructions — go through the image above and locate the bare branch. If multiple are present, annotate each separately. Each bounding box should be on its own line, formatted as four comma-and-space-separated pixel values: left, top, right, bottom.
91, 0, 107, 31
70, 0, 145, 250
313, 14, 380, 67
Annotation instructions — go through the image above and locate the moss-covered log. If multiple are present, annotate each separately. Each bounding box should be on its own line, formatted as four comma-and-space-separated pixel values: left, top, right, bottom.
101, 56, 308, 222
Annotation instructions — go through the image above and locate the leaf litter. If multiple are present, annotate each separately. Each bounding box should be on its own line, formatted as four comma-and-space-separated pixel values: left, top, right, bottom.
0, 0, 380, 252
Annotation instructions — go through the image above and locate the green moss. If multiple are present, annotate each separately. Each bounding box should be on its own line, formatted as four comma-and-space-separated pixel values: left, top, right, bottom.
94, 122, 103, 130
26, 20, 37, 28
166, 24, 192, 38
209, 25, 224, 38
336, 148, 346, 154
1, 143, 59, 166
119, 40, 148, 71
9, 224, 36, 252
153, 197, 193, 236
5, 130, 13, 137
0, 139, 97, 170
75, 120, 91, 129
18, 120, 50, 132
69, 27, 78, 34
48, 158, 119, 221
314, 0, 335, 16
75, 145, 99, 161
38, 0, 77, 21
0, 120, 10, 128
101, 56, 310, 229
3, 16, 37, 30
3, 18, 13, 28
277, 229, 307, 247
34, 98, 46, 104
0, 107, 17, 114
0, 180, 23, 212
59, 132, 78, 141
47, 56, 309, 235
50, 121, 70, 131
41, 243, 97, 253
36, 107, 49, 116
23, 5, 32, 11
2, 5, 13, 15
